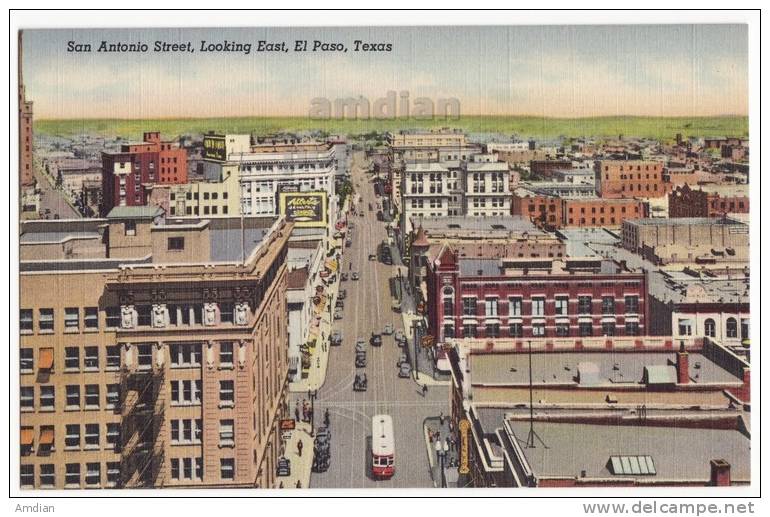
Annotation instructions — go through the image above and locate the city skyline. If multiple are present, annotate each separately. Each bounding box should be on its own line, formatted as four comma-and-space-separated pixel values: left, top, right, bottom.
24, 24, 748, 120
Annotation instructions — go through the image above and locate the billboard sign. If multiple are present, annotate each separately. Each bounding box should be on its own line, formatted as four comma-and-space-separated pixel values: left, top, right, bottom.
279, 191, 328, 228
203, 134, 227, 161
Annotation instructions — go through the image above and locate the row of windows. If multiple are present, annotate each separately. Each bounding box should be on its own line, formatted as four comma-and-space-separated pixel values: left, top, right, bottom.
678, 317, 749, 339
448, 296, 640, 317
20, 462, 120, 488
444, 321, 640, 338
20, 307, 120, 333
21, 422, 119, 453
171, 191, 229, 201
20, 384, 119, 411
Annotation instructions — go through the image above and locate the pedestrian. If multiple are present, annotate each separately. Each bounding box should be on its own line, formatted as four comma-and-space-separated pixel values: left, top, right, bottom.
279, 481, 284, 488
422, 384, 428, 397
296, 480, 302, 489
297, 439, 303, 457
427, 428, 433, 443
439, 411, 444, 426
295, 405, 300, 422
324, 408, 330, 427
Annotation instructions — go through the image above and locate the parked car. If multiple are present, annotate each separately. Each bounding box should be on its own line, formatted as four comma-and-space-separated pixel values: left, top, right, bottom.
340, 272, 348, 281
334, 310, 343, 320
370, 333, 382, 347
338, 289, 347, 299
355, 338, 367, 353
398, 362, 412, 378
276, 457, 291, 477
335, 299, 344, 309
352, 272, 360, 280
368, 253, 377, 261
353, 373, 368, 391
345, 238, 352, 248
394, 330, 406, 343
330, 331, 343, 346
383, 323, 394, 335
397, 352, 408, 365
391, 298, 401, 312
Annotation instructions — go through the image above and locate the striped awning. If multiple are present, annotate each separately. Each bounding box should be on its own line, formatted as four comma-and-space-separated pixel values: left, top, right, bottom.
38, 348, 54, 370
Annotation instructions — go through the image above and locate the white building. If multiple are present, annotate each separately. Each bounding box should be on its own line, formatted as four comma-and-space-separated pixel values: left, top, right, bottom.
463, 154, 511, 216
401, 162, 451, 233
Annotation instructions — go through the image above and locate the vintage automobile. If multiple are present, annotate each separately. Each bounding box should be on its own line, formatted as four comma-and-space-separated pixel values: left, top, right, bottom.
394, 330, 406, 344
370, 333, 383, 347
353, 373, 368, 391
330, 331, 343, 346
355, 350, 367, 368
355, 338, 367, 353
368, 253, 377, 261
391, 298, 401, 312
398, 362, 412, 378
334, 310, 343, 320
335, 299, 344, 309
338, 289, 347, 299
383, 323, 394, 335
397, 352, 408, 366
352, 272, 360, 281
345, 238, 352, 248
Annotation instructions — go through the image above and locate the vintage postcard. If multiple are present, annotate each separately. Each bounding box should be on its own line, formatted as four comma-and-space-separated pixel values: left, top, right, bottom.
11, 11, 757, 506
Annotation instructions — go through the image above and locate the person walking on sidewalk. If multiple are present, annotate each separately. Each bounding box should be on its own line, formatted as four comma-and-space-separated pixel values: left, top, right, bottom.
296, 480, 302, 489
422, 384, 428, 397
295, 403, 300, 422
324, 408, 330, 427
297, 439, 304, 457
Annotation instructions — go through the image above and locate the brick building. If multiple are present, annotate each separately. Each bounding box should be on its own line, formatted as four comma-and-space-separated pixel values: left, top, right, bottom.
668, 184, 750, 218
530, 159, 571, 178
18, 30, 35, 189
19, 212, 291, 489
511, 189, 563, 230
425, 250, 648, 343
563, 197, 649, 228
595, 160, 668, 198
102, 132, 188, 214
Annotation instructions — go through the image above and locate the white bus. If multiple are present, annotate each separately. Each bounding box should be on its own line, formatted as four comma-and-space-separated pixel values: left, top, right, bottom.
371, 414, 395, 479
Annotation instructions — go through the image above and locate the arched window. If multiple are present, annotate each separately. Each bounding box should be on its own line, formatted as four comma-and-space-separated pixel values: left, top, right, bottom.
726, 317, 738, 338
704, 318, 716, 338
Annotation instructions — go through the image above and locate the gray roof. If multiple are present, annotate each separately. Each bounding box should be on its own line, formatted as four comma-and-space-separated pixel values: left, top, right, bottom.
507, 421, 750, 482
209, 227, 269, 262
106, 206, 164, 220
625, 217, 746, 227
648, 270, 750, 306
459, 258, 501, 277
20, 231, 100, 244
471, 351, 742, 386
417, 215, 538, 234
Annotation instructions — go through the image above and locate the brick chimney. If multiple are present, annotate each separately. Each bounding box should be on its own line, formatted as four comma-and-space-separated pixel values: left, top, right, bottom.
710, 459, 731, 486
676, 341, 689, 384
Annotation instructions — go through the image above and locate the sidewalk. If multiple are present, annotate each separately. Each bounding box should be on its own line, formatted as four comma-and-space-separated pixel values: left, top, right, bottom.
277, 420, 313, 489
401, 311, 452, 386
423, 416, 460, 488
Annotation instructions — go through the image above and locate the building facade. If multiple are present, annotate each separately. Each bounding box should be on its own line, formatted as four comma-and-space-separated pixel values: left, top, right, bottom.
462, 154, 511, 217
19, 213, 292, 489
595, 160, 667, 198
563, 197, 649, 228
668, 184, 750, 218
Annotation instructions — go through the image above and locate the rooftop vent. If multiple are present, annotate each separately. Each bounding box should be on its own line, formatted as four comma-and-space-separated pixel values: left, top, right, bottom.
608, 455, 657, 476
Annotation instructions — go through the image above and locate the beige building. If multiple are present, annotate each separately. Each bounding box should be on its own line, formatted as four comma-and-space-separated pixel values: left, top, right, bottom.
19, 208, 293, 489
387, 128, 467, 149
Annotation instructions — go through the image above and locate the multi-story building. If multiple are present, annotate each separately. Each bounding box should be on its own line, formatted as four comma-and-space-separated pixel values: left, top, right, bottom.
563, 197, 649, 228
511, 189, 563, 230
530, 159, 571, 178
621, 217, 749, 265
462, 154, 511, 217
425, 251, 648, 343
594, 160, 668, 198
401, 162, 451, 233
19, 209, 292, 489
387, 128, 467, 150
102, 132, 188, 214
18, 30, 34, 190
668, 184, 750, 218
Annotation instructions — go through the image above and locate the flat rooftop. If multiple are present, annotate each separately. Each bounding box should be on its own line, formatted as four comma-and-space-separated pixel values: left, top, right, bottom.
209, 227, 270, 262
506, 420, 750, 482
458, 257, 624, 277
625, 217, 746, 227
648, 270, 749, 305
470, 350, 741, 386
416, 215, 538, 234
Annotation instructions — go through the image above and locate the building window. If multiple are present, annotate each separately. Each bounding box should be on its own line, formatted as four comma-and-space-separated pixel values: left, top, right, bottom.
220, 419, 235, 446
462, 297, 477, 316
85, 385, 100, 409
726, 317, 738, 338
20, 348, 34, 373
602, 322, 616, 336
39, 308, 54, 331
531, 298, 545, 317
486, 323, 500, 338
137, 344, 153, 369
220, 458, 235, 480
704, 318, 716, 338
443, 297, 454, 316
443, 324, 454, 339
20, 464, 34, 488
65, 463, 81, 487
105, 423, 120, 449
579, 322, 593, 337
125, 220, 136, 236
602, 297, 615, 315
84, 346, 99, 370
555, 297, 568, 316
137, 305, 152, 326
625, 321, 640, 336
39, 464, 55, 488
20, 309, 33, 332
220, 342, 234, 366
509, 297, 522, 316
40, 385, 55, 410
171, 458, 181, 480
64, 308, 80, 330
85, 463, 100, 487
84, 307, 99, 329
106, 384, 119, 408
170, 343, 201, 367
65, 347, 80, 371
578, 296, 592, 314
65, 424, 80, 449
625, 295, 639, 314
485, 298, 498, 317
220, 381, 234, 406
220, 303, 234, 324
106, 345, 121, 370
66, 385, 80, 409
532, 323, 545, 337
462, 324, 477, 338
509, 322, 523, 338
21, 386, 34, 410
741, 319, 749, 340
678, 319, 693, 336
84, 424, 99, 449
106, 307, 121, 328
168, 237, 185, 251
556, 323, 570, 337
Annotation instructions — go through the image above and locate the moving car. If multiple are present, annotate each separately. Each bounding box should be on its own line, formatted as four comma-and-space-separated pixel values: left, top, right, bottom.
355, 338, 367, 353
338, 289, 347, 299
353, 373, 368, 391
341, 272, 348, 281
383, 323, 394, 335
335, 299, 344, 309
345, 238, 352, 248
394, 330, 405, 344
391, 298, 401, 312
370, 333, 382, 347
330, 331, 343, 346
355, 350, 367, 368
398, 362, 411, 378
334, 310, 343, 320
397, 352, 408, 366
368, 253, 377, 261
352, 272, 360, 281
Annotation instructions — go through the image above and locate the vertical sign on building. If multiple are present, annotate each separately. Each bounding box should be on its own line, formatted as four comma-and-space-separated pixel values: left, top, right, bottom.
459, 418, 471, 475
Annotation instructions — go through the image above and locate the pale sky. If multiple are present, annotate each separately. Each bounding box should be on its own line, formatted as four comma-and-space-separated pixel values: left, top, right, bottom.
23, 25, 748, 119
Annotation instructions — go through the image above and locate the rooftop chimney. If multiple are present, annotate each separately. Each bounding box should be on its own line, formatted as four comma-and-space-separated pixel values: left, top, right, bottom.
676, 341, 689, 384
710, 459, 731, 487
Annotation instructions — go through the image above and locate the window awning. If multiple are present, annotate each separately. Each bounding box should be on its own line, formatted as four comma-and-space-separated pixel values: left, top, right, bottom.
38, 348, 54, 370
39, 428, 55, 445
21, 428, 34, 446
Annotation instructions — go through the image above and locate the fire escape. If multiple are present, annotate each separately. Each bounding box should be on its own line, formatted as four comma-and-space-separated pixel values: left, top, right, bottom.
118, 362, 166, 488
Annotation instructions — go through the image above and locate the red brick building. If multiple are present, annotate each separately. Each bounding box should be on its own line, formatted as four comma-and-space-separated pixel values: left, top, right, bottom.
511, 189, 563, 229
563, 197, 649, 228
530, 159, 571, 178
102, 132, 187, 214
668, 184, 750, 218
595, 160, 668, 198
426, 248, 648, 343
